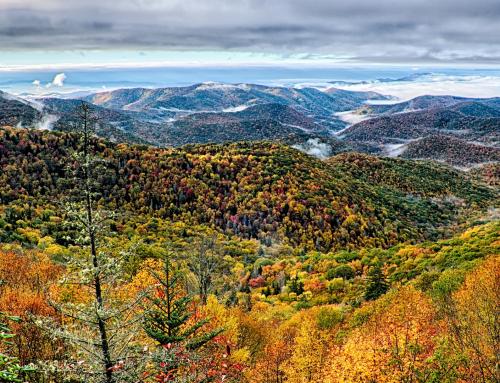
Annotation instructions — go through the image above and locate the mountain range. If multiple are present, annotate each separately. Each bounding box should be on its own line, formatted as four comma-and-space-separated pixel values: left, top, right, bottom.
0, 83, 499, 167
342, 96, 500, 166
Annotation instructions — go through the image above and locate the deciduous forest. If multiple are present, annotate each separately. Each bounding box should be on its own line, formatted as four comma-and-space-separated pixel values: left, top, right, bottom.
0, 107, 498, 383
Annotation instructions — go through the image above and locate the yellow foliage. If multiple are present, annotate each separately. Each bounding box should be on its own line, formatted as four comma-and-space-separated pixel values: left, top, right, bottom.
326, 286, 443, 383
451, 255, 499, 382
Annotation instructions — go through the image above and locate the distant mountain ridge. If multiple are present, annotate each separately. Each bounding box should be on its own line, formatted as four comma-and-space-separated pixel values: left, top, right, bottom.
341, 95, 500, 165
83, 82, 388, 118
2, 82, 388, 148
1, 84, 499, 167
359, 95, 500, 116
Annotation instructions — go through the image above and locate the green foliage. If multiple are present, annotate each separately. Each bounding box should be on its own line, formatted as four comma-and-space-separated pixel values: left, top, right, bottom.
430, 269, 467, 303
0, 313, 33, 382
288, 276, 304, 295
326, 264, 355, 280
143, 255, 223, 350
414, 270, 441, 292
316, 307, 343, 330
364, 266, 389, 301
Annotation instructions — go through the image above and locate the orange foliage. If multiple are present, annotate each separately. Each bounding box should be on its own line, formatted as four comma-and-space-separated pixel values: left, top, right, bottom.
326, 287, 444, 383
0, 248, 64, 364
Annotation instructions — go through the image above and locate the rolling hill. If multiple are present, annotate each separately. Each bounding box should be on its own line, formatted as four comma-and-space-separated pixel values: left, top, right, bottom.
165, 103, 337, 146
0, 126, 496, 251
341, 97, 500, 164
400, 135, 500, 167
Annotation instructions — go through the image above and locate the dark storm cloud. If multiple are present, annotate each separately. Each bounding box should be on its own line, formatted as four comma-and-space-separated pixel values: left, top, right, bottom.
0, 0, 499, 63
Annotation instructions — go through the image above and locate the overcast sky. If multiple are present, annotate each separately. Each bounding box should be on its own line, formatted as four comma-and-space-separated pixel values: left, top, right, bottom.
1, 0, 499, 66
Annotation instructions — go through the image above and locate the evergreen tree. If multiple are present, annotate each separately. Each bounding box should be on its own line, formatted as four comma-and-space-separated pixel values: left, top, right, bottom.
143, 254, 223, 350
289, 276, 304, 295
263, 286, 272, 297
272, 281, 281, 295
40, 104, 142, 383
364, 265, 389, 301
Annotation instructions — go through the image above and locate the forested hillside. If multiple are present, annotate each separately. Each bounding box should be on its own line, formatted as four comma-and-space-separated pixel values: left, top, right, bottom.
1, 126, 495, 251
0, 123, 498, 383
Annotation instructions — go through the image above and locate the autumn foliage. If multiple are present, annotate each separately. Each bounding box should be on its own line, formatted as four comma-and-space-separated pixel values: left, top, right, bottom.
0, 126, 498, 383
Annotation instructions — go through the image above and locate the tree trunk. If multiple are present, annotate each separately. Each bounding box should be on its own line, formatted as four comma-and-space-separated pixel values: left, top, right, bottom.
83, 108, 114, 383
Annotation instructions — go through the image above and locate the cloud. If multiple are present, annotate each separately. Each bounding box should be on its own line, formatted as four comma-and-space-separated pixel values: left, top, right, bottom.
35, 114, 59, 130
0, 0, 499, 63
46, 72, 66, 87
335, 74, 500, 100
292, 138, 332, 159
32, 79, 41, 87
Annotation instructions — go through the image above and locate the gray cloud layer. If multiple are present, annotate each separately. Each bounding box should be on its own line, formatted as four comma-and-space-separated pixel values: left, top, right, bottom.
1, 0, 499, 63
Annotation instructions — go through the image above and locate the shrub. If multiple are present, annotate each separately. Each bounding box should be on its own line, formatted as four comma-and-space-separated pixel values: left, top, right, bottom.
326, 264, 355, 280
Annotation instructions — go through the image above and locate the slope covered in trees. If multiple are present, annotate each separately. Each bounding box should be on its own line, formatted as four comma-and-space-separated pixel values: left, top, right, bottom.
401, 134, 500, 167
0, 91, 43, 127
0, 119, 498, 383
342, 108, 500, 145
341, 96, 500, 166
0, 126, 496, 252
0, 218, 498, 383
327, 152, 497, 197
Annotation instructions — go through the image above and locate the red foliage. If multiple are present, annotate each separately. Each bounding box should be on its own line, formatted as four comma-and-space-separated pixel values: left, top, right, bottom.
248, 276, 266, 288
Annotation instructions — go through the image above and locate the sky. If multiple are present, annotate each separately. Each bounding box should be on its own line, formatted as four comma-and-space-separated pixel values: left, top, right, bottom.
1, 0, 499, 100
1, 0, 500, 69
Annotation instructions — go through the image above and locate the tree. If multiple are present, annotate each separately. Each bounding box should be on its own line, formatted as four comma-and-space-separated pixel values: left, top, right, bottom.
283, 313, 330, 383
186, 235, 228, 305
326, 264, 355, 280
289, 276, 304, 295
364, 265, 389, 300
246, 318, 295, 383
143, 254, 222, 348
41, 104, 142, 383
143, 253, 223, 379
326, 287, 454, 383
0, 249, 64, 368
439, 256, 500, 383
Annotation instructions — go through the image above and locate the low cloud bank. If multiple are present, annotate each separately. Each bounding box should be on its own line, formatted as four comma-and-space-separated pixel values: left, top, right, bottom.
35, 114, 59, 130
334, 73, 500, 100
